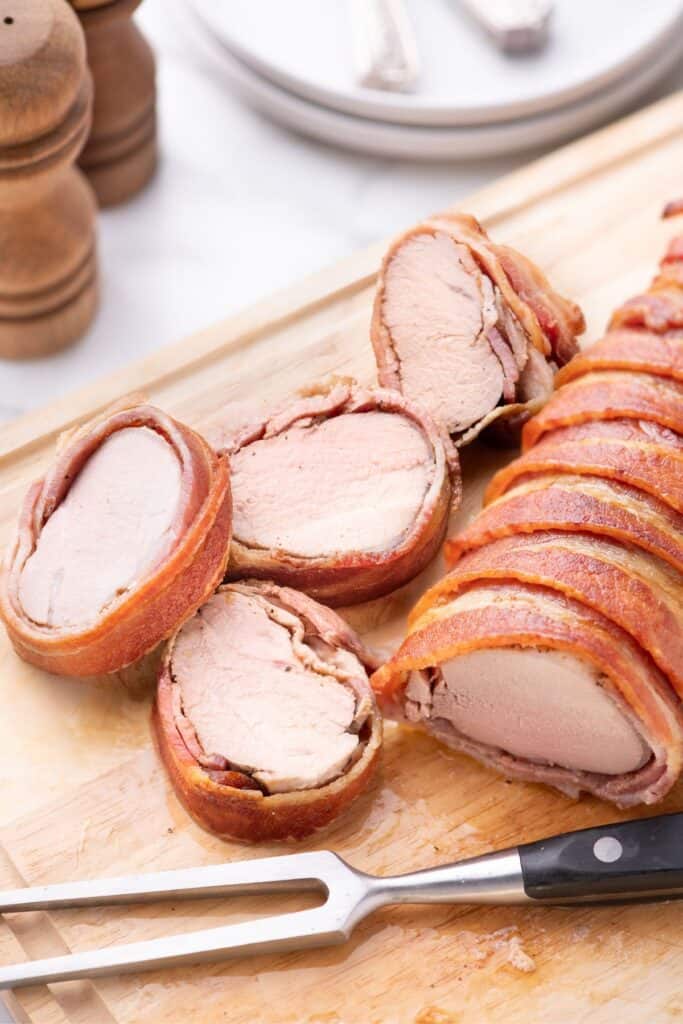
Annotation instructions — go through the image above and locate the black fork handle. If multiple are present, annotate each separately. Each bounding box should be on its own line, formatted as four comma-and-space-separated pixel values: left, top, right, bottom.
519, 812, 683, 902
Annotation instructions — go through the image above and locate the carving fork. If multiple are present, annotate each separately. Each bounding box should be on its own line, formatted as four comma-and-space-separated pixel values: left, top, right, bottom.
1, 813, 682, 988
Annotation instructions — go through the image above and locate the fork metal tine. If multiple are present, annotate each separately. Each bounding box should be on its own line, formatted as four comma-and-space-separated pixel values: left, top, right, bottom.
0, 851, 338, 914
0, 906, 347, 990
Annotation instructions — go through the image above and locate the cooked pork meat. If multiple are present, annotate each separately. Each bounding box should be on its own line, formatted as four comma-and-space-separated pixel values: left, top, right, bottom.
371, 213, 584, 446
406, 648, 649, 776
173, 589, 364, 792
231, 408, 431, 559
18, 427, 183, 629
155, 581, 382, 841
0, 400, 232, 677
223, 383, 455, 606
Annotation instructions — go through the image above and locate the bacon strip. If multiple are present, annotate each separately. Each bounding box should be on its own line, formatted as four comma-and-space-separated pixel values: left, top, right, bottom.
422, 531, 683, 697
610, 236, 683, 332
484, 420, 683, 513
0, 400, 232, 677
555, 330, 683, 387
495, 244, 582, 366
522, 371, 683, 449
446, 475, 683, 575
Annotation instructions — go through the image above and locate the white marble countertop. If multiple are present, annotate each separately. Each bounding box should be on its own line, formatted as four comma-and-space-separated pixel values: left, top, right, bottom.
1, 0, 682, 427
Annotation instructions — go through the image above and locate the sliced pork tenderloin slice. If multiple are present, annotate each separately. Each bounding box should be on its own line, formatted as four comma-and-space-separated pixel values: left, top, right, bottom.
418, 530, 683, 697
18, 427, 183, 629
371, 212, 584, 446
522, 371, 683, 449
446, 475, 683, 575
372, 582, 683, 806
555, 329, 683, 387
484, 419, 683, 512
154, 581, 382, 842
223, 383, 454, 606
374, 230, 507, 435
0, 400, 232, 677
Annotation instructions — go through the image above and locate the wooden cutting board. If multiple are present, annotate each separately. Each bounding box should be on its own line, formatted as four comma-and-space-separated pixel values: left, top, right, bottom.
2, 90, 683, 1024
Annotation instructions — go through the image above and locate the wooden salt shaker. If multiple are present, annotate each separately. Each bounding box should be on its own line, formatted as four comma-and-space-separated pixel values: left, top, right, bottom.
0, 0, 98, 359
72, 0, 157, 206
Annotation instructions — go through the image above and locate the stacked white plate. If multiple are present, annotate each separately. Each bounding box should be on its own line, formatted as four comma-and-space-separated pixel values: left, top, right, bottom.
187, 0, 683, 159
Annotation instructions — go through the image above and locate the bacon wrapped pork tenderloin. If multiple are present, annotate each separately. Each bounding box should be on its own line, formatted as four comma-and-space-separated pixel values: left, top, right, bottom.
372, 582, 682, 806
0, 400, 232, 677
373, 232, 683, 806
154, 581, 382, 841
371, 212, 584, 447
224, 383, 455, 606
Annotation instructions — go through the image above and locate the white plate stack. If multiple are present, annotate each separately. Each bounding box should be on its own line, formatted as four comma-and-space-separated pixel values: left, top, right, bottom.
187, 0, 683, 159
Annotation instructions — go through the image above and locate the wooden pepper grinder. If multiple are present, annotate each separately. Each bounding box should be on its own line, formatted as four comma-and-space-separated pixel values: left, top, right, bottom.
0, 0, 98, 359
72, 0, 157, 206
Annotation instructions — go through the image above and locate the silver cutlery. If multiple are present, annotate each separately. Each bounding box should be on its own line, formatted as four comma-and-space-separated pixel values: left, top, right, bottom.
349, 0, 420, 92
458, 0, 553, 53
0, 812, 681, 988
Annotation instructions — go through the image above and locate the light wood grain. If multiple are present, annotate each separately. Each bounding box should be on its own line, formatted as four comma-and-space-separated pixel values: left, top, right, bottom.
1, 91, 683, 1023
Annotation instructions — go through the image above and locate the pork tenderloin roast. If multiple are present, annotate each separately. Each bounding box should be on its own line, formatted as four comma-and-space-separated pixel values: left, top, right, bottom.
373, 232, 683, 806
371, 212, 584, 448
223, 382, 455, 606
154, 581, 382, 841
0, 400, 232, 677
372, 582, 682, 806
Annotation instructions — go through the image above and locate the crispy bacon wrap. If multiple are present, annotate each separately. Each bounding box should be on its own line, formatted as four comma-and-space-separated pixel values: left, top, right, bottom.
554, 329, 683, 387
485, 420, 683, 514
433, 532, 683, 698
0, 400, 232, 677
526, 233, 683, 447
154, 581, 382, 842
609, 229, 683, 334
447, 475, 683, 576
522, 371, 683, 449
221, 382, 455, 606
371, 212, 584, 447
